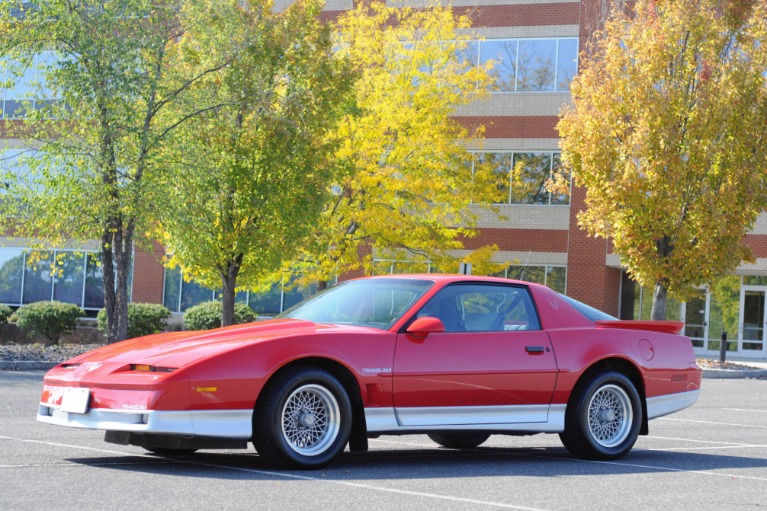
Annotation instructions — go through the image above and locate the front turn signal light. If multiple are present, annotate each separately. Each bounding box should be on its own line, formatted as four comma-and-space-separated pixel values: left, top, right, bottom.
130, 364, 176, 373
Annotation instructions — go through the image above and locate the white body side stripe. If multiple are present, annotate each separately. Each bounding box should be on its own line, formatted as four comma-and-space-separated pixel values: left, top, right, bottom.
365, 404, 567, 433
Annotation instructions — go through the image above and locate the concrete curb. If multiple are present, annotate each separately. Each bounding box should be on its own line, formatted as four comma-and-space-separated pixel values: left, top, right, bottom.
702, 368, 767, 379
0, 361, 59, 371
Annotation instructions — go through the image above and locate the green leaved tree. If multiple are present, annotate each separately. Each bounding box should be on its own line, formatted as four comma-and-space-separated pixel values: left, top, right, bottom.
155, 0, 354, 326
0, 0, 257, 341
558, 0, 767, 319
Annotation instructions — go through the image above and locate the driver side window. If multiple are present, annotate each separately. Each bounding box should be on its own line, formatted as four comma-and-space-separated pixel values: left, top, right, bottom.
417, 284, 540, 332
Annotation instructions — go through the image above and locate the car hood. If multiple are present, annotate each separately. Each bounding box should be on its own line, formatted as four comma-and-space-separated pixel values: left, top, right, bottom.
65, 318, 339, 368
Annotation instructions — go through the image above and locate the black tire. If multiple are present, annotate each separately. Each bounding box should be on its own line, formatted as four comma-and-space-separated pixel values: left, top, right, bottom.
145, 448, 198, 456
253, 367, 352, 469
559, 371, 642, 460
428, 432, 491, 449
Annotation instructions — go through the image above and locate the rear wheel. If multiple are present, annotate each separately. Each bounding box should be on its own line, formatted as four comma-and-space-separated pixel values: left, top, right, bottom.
428, 432, 491, 449
253, 368, 352, 469
559, 371, 642, 460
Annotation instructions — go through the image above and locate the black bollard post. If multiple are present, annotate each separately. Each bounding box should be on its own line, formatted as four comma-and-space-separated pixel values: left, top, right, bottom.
719, 331, 727, 363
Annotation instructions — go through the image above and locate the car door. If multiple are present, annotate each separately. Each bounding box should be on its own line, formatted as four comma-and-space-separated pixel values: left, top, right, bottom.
392, 283, 558, 427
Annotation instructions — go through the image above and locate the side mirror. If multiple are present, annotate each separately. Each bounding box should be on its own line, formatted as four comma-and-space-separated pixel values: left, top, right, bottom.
406, 316, 446, 339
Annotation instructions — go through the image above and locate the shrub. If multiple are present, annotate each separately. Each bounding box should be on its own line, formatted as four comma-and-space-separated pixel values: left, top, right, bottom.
0, 304, 13, 325
14, 301, 84, 345
97, 303, 172, 339
184, 301, 257, 331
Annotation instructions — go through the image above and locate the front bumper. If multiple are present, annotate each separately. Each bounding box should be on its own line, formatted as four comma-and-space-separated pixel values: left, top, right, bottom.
37, 404, 253, 439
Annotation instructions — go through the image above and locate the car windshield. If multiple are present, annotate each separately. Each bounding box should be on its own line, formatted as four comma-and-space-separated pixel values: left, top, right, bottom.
279, 278, 434, 330
559, 294, 616, 322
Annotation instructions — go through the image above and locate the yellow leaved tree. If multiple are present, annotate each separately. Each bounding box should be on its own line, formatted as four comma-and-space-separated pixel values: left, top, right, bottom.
559, 0, 767, 319
285, 1, 501, 288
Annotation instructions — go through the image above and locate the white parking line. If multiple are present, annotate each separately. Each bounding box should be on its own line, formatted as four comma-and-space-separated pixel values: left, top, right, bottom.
0, 435, 550, 511
658, 417, 767, 429
0, 436, 130, 456
644, 435, 767, 451
559, 457, 767, 482
648, 445, 767, 452
647, 435, 758, 447
722, 408, 767, 413
379, 436, 767, 481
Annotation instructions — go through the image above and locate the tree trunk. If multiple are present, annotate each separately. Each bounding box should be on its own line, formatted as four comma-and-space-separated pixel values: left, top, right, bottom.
220, 254, 243, 327
101, 218, 133, 344
651, 281, 668, 320
101, 233, 118, 343
114, 225, 132, 342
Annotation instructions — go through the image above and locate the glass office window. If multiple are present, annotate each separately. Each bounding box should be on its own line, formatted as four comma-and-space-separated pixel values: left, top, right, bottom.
517, 39, 558, 92
53, 252, 85, 305
0, 248, 24, 304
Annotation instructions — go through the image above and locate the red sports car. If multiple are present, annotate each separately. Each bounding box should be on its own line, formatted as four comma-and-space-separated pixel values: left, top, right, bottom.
38, 275, 701, 469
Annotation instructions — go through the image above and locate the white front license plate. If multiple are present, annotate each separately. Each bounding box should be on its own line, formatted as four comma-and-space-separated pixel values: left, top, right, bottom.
60, 387, 90, 414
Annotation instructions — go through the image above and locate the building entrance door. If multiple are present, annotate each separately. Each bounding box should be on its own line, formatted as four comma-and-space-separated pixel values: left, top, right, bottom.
683, 292, 708, 351
738, 286, 767, 357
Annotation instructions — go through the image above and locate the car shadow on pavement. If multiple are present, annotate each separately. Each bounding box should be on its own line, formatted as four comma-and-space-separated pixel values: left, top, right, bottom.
65, 445, 767, 480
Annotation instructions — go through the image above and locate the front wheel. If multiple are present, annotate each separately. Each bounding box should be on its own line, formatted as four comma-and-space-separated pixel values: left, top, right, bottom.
559, 371, 642, 460
253, 368, 352, 469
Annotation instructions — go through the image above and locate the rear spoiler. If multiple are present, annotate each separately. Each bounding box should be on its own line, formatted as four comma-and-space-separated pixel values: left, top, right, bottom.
594, 320, 684, 335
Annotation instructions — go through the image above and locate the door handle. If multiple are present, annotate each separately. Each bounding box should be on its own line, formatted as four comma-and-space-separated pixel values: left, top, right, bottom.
526, 346, 546, 354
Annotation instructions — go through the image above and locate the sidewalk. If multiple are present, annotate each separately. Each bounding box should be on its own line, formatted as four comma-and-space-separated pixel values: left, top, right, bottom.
697, 355, 767, 379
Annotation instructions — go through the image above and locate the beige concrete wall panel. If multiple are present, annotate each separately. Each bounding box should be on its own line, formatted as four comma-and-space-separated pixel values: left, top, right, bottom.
455, 92, 570, 117
273, 0, 352, 11
749, 212, 767, 235
0, 139, 30, 150
459, 24, 580, 38
470, 204, 570, 230
465, 138, 562, 151
388, 0, 580, 7
448, 249, 568, 266
0, 237, 101, 251
737, 259, 767, 275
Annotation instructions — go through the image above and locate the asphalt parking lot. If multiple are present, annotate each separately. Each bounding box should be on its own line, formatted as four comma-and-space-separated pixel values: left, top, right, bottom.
1, 371, 765, 511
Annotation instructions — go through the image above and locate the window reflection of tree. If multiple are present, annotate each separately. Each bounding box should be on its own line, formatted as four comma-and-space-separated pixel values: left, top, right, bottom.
53, 252, 85, 304
516, 40, 557, 92
84, 254, 105, 309
548, 154, 572, 205
481, 40, 518, 92
545, 266, 567, 292
1, 51, 59, 119
247, 283, 282, 315
455, 41, 479, 75
512, 152, 552, 204
384, 38, 579, 94
469, 151, 570, 205
473, 152, 511, 204
23, 251, 54, 303
0, 252, 24, 303
556, 39, 579, 91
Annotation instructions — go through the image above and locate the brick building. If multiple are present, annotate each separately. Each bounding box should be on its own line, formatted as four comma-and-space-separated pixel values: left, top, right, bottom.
2, 0, 766, 360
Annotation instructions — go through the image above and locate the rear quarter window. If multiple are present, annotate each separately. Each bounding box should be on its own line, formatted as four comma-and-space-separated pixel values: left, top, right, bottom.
559, 294, 616, 322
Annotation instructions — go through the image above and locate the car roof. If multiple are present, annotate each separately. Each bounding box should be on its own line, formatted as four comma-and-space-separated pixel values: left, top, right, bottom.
353, 273, 544, 288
